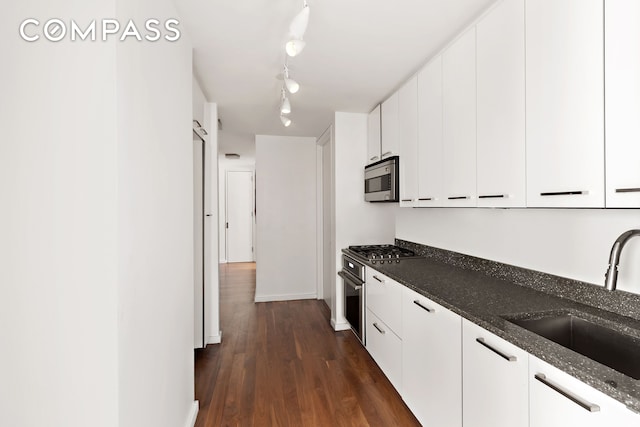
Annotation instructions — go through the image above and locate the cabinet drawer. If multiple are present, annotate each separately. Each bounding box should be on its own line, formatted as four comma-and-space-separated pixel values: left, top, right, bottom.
529, 356, 639, 426
366, 308, 402, 393
365, 269, 402, 336
403, 287, 462, 427
462, 319, 528, 427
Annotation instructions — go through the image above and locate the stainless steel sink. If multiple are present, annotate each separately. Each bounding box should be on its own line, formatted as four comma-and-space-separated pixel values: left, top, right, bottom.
504, 313, 640, 380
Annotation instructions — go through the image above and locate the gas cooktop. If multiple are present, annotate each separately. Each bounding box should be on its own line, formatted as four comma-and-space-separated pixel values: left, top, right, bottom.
348, 244, 421, 264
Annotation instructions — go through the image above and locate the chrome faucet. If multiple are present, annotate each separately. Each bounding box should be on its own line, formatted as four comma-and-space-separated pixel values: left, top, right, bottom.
604, 230, 640, 291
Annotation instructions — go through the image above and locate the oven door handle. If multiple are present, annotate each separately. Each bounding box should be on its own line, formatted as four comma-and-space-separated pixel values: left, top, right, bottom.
338, 271, 364, 289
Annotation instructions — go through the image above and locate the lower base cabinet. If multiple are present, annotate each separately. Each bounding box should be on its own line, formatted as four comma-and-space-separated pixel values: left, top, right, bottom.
529, 356, 639, 426
402, 287, 462, 427
365, 308, 402, 392
362, 271, 640, 427
462, 319, 529, 427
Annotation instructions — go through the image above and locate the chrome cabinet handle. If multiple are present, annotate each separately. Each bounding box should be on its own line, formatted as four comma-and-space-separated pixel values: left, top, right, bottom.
373, 323, 386, 334
373, 275, 384, 283
401, 199, 414, 202
381, 151, 393, 158
448, 196, 470, 200
413, 300, 435, 313
534, 373, 600, 412
616, 187, 640, 193
418, 197, 433, 201
476, 338, 517, 362
540, 191, 588, 196
370, 156, 379, 161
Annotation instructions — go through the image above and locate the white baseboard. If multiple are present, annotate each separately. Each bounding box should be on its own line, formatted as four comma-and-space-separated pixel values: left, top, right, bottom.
207, 331, 222, 345
254, 292, 317, 303
184, 401, 199, 427
331, 318, 351, 331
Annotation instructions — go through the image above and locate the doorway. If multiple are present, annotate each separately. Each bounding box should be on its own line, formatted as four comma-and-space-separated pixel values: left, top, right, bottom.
226, 171, 254, 262
193, 130, 206, 349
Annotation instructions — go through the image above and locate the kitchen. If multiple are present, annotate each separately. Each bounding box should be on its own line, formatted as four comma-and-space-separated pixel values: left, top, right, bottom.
3, 0, 640, 426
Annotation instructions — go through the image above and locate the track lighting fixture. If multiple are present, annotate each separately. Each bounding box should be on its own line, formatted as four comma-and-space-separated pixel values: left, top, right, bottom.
280, 88, 291, 115
280, 115, 292, 127
286, 1, 309, 57
277, 0, 312, 127
283, 65, 299, 94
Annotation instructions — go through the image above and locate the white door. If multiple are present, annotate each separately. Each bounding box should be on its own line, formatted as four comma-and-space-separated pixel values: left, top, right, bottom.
226, 171, 254, 262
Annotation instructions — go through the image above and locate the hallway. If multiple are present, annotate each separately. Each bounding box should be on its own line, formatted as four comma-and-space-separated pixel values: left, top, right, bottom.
194, 262, 419, 426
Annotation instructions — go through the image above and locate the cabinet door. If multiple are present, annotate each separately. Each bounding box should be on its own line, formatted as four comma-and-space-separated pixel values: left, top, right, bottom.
529, 356, 639, 427
462, 319, 528, 427
367, 105, 382, 165
476, 0, 526, 208
399, 76, 419, 207
605, 0, 640, 207
365, 269, 402, 336
417, 56, 444, 207
525, 0, 604, 207
366, 308, 402, 392
381, 91, 399, 159
402, 287, 462, 427
443, 27, 477, 207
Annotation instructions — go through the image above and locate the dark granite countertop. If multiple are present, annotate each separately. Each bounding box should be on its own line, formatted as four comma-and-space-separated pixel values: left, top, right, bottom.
343, 244, 640, 413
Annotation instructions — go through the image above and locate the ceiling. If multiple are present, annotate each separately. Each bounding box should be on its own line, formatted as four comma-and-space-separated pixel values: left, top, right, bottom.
174, 0, 496, 156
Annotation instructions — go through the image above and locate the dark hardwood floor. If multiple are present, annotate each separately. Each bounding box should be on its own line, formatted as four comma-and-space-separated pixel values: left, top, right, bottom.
194, 262, 420, 427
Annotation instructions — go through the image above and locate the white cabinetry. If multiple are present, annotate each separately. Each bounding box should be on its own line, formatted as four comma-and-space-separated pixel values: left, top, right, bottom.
605, 0, 640, 207
366, 105, 382, 165
417, 55, 444, 207
365, 269, 402, 392
398, 76, 419, 207
442, 27, 477, 207
529, 356, 639, 426
381, 92, 399, 160
365, 308, 402, 392
476, 0, 526, 208
525, 0, 604, 207
402, 287, 462, 427
365, 269, 402, 336
462, 319, 528, 427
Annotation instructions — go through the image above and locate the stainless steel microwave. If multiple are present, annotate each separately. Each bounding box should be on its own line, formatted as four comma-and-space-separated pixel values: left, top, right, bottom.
364, 156, 399, 202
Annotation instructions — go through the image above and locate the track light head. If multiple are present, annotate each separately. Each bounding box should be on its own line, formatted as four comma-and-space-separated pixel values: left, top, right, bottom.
285, 39, 306, 57
280, 115, 292, 127
289, 4, 310, 39
280, 97, 291, 115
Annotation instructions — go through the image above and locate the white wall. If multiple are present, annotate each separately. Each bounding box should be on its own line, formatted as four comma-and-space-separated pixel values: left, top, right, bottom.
0, 1, 119, 426
115, 1, 196, 427
332, 113, 397, 328
396, 208, 640, 295
255, 135, 318, 302
2, 1, 201, 426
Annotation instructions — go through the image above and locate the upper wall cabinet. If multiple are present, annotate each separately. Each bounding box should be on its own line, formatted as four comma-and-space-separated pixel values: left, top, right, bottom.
381, 92, 400, 160
605, 0, 640, 207
525, 0, 604, 208
417, 55, 444, 207
399, 76, 419, 207
476, 0, 526, 208
367, 105, 382, 165
443, 27, 477, 207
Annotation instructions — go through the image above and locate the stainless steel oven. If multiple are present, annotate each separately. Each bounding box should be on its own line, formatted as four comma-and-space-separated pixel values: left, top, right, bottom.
364, 156, 399, 202
339, 254, 365, 344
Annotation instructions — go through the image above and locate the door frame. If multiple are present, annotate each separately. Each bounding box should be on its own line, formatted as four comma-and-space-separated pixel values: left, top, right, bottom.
193, 129, 206, 349
316, 126, 333, 304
